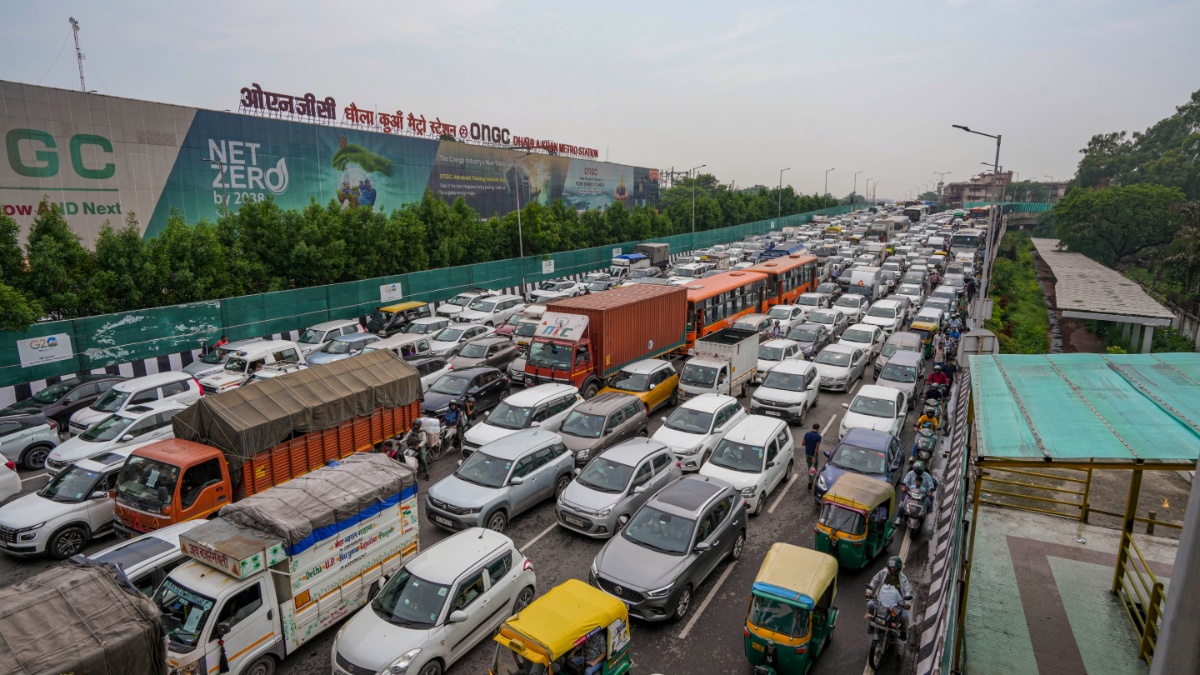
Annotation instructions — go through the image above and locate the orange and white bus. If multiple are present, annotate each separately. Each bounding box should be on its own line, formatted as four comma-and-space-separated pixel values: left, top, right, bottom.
745, 254, 820, 307
683, 270, 769, 350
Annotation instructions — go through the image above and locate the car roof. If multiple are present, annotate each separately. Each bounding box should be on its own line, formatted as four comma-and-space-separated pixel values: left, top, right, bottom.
761, 339, 796, 349
734, 313, 769, 323
576, 391, 639, 414
0, 412, 51, 428
119, 400, 189, 417
845, 323, 879, 332
330, 332, 380, 343
823, 343, 859, 354
772, 359, 815, 375
228, 340, 300, 356
652, 475, 729, 515
885, 332, 923, 345
886, 350, 924, 366
468, 335, 512, 346
63, 373, 127, 386
307, 319, 360, 331
840, 427, 896, 450
112, 370, 194, 392
856, 384, 902, 401
411, 316, 449, 324
444, 366, 498, 378
624, 359, 672, 374
724, 415, 783, 445
602, 438, 671, 465
406, 528, 513, 585
504, 383, 577, 405
408, 355, 447, 366
872, 299, 901, 308
678, 393, 737, 413
372, 333, 431, 348
478, 429, 562, 459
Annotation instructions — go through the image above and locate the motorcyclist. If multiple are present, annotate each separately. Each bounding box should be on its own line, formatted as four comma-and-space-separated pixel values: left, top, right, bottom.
910, 420, 937, 460
866, 556, 914, 642
403, 419, 430, 481
927, 364, 950, 388
897, 461, 938, 526
444, 400, 465, 434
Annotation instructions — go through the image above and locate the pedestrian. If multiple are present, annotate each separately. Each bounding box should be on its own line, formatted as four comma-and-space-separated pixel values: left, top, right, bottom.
802, 423, 823, 489
933, 341, 947, 366
214, 334, 229, 349
965, 277, 977, 302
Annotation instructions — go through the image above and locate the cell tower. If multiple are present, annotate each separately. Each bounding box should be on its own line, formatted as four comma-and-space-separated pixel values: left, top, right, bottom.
69, 17, 86, 92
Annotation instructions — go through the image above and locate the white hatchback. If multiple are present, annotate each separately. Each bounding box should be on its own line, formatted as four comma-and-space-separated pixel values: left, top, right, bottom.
651, 393, 748, 472
699, 415, 795, 516
838, 323, 886, 361
839, 384, 908, 440
46, 400, 185, 476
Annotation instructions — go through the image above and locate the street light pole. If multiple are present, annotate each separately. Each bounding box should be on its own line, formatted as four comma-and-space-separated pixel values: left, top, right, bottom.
690, 164, 707, 237
824, 168, 836, 201
778, 167, 791, 217
953, 124, 1003, 236
514, 152, 535, 295
864, 178, 873, 205
853, 170, 862, 205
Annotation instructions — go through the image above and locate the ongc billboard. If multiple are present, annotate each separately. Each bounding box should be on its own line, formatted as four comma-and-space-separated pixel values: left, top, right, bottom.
0, 81, 659, 243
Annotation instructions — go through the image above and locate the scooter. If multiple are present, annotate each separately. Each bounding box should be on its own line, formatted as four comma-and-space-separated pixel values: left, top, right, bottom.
902, 487, 930, 532
914, 428, 937, 463
866, 584, 908, 669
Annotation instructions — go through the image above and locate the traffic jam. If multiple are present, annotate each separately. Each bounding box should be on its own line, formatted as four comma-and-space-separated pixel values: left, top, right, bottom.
0, 203, 987, 675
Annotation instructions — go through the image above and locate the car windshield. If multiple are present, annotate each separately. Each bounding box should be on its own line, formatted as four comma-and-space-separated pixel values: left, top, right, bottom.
710, 438, 765, 473
767, 307, 793, 320
298, 328, 325, 343
486, 402, 534, 430
816, 283, 838, 294
850, 395, 896, 418
116, 455, 179, 506
898, 285, 921, 295
576, 457, 634, 494
761, 370, 806, 392
749, 595, 809, 638
32, 381, 73, 403
835, 296, 861, 308
797, 295, 821, 306
586, 282, 609, 292
843, 328, 874, 344
371, 569, 449, 628
809, 310, 838, 325
514, 321, 538, 337
448, 295, 473, 307
429, 375, 470, 396
679, 362, 718, 387
92, 388, 131, 412
819, 502, 868, 535
468, 299, 498, 312
788, 327, 820, 343
503, 314, 523, 326
867, 306, 895, 319
80, 413, 137, 442
154, 578, 215, 649
630, 268, 654, 278
372, 310, 395, 324
402, 322, 436, 334
758, 345, 788, 362
454, 450, 512, 488
433, 327, 465, 342
664, 406, 714, 434
224, 357, 250, 373
814, 350, 851, 367
832, 442, 888, 475
38, 464, 102, 502
560, 410, 605, 438
527, 341, 573, 369
321, 339, 356, 354
880, 362, 918, 383
609, 370, 651, 392
458, 343, 489, 359
622, 505, 695, 555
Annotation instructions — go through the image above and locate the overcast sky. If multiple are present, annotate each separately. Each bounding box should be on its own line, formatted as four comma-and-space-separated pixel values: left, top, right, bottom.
3, 0, 1197, 200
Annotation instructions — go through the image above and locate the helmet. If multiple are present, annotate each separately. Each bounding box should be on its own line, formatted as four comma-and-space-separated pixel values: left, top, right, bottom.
887, 556, 903, 574
934, 364, 942, 371
913, 461, 926, 474
448, 400, 459, 409
411, 419, 422, 429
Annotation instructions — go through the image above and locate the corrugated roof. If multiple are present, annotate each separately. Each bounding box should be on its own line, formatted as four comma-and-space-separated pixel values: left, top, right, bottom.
1031, 238, 1174, 323
970, 354, 1200, 462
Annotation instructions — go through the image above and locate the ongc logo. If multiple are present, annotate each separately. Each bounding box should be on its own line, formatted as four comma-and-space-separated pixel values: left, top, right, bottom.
28, 336, 60, 351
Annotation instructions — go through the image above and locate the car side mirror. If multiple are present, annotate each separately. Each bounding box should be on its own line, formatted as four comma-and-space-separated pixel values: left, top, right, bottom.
694, 542, 712, 553
530, 421, 540, 427
89, 490, 110, 501
823, 450, 832, 459
509, 476, 526, 485
632, 484, 648, 494
121, 434, 135, 442
767, 460, 776, 468
157, 486, 170, 503
604, 428, 614, 435
447, 610, 469, 624
215, 622, 231, 637
659, 416, 667, 423
61, 398, 73, 405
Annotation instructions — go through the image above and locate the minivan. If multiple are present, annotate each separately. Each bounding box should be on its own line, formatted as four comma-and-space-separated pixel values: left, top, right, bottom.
197, 339, 304, 394
69, 371, 202, 436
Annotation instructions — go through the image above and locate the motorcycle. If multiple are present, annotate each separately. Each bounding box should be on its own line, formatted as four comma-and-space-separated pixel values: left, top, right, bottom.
866, 584, 908, 669
914, 428, 937, 463
902, 487, 930, 532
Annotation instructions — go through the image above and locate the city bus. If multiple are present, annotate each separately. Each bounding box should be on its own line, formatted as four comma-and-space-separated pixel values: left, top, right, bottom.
949, 228, 984, 255
683, 270, 769, 350
746, 254, 820, 307
968, 206, 993, 224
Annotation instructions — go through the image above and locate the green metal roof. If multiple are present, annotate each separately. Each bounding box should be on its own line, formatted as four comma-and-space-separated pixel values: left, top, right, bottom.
970, 354, 1200, 463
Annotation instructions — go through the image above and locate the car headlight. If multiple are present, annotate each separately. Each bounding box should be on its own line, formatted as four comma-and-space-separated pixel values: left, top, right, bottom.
817, 474, 828, 490
576, 448, 590, 461
677, 445, 700, 456
596, 505, 613, 518
382, 648, 423, 675
16, 522, 45, 533
590, 560, 599, 578
646, 582, 675, 598
740, 486, 757, 497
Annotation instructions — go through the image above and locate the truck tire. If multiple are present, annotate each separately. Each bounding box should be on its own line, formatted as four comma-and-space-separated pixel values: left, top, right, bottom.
22, 444, 53, 471
48, 526, 89, 560
240, 656, 276, 675
583, 383, 599, 399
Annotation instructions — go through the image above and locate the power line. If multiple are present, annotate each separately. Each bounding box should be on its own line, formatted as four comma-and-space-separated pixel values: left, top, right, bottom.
34, 30, 72, 85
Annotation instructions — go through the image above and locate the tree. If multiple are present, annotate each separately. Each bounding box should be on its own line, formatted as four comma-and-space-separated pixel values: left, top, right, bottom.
917, 191, 939, 202
23, 201, 97, 318
1053, 184, 1186, 267
92, 212, 157, 313
0, 211, 24, 284
0, 282, 41, 331
1164, 201, 1200, 296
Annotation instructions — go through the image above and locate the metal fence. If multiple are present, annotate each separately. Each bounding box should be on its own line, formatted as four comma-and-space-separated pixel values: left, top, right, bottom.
0, 204, 858, 389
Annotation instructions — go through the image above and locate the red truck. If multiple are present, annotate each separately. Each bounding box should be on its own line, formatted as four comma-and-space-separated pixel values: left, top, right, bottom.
524, 284, 687, 397
113, 349, 422, 535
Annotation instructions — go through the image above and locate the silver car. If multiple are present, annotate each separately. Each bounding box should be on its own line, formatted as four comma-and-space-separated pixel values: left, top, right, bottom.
426, 429, 575, 533
556, 439, 682, 538
589, 475, 746, 623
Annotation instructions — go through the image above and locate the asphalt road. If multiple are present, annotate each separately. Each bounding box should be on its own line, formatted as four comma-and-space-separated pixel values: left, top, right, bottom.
0, 365, 946, 675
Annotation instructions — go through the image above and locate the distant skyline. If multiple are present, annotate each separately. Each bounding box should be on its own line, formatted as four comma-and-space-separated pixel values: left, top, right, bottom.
2, 0, 1197, 201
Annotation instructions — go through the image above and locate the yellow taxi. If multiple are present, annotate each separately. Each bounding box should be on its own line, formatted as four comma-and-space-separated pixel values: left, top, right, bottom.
598, 358, 680, 413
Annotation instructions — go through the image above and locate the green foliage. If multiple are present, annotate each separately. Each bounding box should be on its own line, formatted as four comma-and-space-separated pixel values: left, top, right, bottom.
1052, 183, 1186, 267
1152, 327, 1195, 352
23, 202, 97, 319
983, 232, 1050, 354
1106, 345, 1127, 354
0, 211, 24, 284
0, 282, 41, 331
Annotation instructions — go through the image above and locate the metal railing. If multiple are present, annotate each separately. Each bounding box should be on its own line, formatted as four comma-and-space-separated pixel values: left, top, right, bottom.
1113, 531, 1166, 663
977, 465, 1093, 521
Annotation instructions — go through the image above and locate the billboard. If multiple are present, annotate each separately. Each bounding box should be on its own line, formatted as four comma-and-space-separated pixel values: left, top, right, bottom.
0, 81, 659, 243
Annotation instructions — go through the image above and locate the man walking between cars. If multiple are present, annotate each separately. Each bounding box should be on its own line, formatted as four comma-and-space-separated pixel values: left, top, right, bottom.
803, 423, 823, 490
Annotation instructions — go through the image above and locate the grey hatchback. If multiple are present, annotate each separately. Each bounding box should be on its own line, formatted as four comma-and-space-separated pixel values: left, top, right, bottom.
426, 429, 575, 533
555, 393, 649, 466
556, 438, 682, 538
589, 474, 746, 622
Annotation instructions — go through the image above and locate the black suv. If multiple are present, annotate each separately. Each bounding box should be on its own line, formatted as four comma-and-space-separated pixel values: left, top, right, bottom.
421, 366, 510, 419
2, 374, 127, 428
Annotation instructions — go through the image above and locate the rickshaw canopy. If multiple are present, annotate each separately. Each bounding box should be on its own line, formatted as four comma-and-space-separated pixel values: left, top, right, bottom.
752, 543, 839, 610
823, 472, 896, 518
495, 579, 627, 662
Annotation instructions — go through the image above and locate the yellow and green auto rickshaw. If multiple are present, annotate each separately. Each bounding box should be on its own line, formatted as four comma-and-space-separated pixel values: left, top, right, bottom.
491, 579, 632, 675
743, 543, 839, 675
814, 472, 896, 569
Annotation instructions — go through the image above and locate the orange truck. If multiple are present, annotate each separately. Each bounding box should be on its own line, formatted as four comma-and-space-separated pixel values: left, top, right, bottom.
113, 349, 421, 536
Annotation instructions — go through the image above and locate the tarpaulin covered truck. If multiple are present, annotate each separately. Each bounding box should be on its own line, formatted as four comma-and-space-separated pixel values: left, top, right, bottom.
155, 454, 419, 675
524, 284, 687, 398
114, 350, 422, 536
0, 559, 169, 675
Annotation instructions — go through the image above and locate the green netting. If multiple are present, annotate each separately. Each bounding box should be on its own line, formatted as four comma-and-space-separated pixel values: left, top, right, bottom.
970, 354, 1200, 462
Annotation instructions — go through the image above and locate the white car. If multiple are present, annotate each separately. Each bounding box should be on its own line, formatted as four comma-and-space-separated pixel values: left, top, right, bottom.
528, 280, 583, 303
839, 384, 908, 440
429, 324, 494, 356
453, 294, 526, 327
750, 359, 820, 424
461, 384, 581, 456
333, 528, 536, 675
699, 415, 794, 516
755, 339, 802, 384
812, 343, 868, 392
794, 292, 832, 319
651, 393, 748, 472
70, 371, 201, 435
400, 316, 452, 336
895, 283, 925, 309
437, 288, 499, 318
862, 299, 905, 335
831, 294, 868, 323
45, 400, 185, 476
296, 319, 363, 357
86, 520, 205, 596
0, 460, 19, 505
838, 323, 886, 362
766, 305, 807, 332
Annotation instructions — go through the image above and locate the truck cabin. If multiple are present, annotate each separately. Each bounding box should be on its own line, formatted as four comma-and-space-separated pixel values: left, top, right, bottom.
610, 253, 649, 277
115, 439, 230, 533
526, 337, 591, 377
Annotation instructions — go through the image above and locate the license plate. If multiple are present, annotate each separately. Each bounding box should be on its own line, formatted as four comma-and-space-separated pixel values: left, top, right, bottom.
432, 515, 453, 526
764, 410, 781, 417
752, 642, 765, 652
565, 516, 588, 528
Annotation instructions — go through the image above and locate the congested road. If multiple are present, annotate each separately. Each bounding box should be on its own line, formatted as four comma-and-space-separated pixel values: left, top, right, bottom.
0, 364, 947, 675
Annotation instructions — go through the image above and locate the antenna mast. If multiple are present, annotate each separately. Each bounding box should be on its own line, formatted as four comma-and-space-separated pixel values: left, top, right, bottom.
69, 17, 86, 92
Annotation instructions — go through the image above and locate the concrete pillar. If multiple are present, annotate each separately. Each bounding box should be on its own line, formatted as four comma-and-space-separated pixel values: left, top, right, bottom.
1122, 322, 1133, 340
1142, 325, 1155, 354
1150, 466, 1200, 675
1128, 324, 1141, 353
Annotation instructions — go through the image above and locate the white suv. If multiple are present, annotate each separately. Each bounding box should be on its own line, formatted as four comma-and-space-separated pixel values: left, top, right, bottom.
296, 319, 363, 356
454, 294, 526, 326
461, 384, 582, 456
332, 528, 536, 675
46, 400, 185, 475
651, 393, 748, 472
437, 288, 499, 318
70, 371, 201, 435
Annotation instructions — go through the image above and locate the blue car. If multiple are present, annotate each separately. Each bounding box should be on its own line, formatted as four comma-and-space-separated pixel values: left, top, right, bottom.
305, 333, 381, 366
813, 427, 904, 502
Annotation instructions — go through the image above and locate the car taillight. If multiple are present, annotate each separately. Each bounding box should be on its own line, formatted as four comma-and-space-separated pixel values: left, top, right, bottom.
523, 559, 534, 571
4, 461, 15, 471
193, 379, 202, 394
47, 419, 58, 430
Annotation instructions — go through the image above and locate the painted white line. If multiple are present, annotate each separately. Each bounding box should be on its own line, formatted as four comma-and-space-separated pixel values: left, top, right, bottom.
768, 471, 798, 514
678, 559, 738, 640
899, 525, 913, 563
519, 522, 558, 553
21, 472, 47, 484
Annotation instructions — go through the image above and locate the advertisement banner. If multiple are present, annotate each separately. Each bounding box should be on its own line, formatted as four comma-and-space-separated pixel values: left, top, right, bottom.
380, 282, 403, 303
16, 333, 73, 368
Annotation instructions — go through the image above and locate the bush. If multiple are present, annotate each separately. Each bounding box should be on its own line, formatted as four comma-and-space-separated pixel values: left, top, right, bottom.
983, 232, 1049, 354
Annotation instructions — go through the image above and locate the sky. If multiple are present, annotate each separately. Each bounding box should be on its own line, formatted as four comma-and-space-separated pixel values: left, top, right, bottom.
2, 0, 1198, 201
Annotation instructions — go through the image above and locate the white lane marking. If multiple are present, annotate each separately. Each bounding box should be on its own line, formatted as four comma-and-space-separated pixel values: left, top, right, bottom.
519, 522, 558, 553
679, 560, 738, 640
768, 471, 798, 514
21, 472, 48, 484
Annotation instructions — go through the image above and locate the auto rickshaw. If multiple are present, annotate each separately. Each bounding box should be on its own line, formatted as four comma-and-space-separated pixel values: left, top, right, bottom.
743, 543, 839, 675
908, 322, 938, 359
491, 579, 632, 675
814, 472, 896, 569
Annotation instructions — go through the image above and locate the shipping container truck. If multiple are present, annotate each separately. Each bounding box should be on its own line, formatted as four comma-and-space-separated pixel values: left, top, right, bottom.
156, 454, 419, 675
677, 327, 759, 402
524, 284, 687, 398
114, 350, 422, 536
635, 242, 671, 269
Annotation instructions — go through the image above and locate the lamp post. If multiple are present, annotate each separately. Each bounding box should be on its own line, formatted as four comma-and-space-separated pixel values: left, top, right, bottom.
953, 124, 1002, 232
778, 167, 791, 217
853, 170, 862, 205
690, 164, 706, 236
824, 167, 836, 201
514, 152, 535, 295
934, 171, 951, 197
864, 178, 874, 205
202, 157, 229, 216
